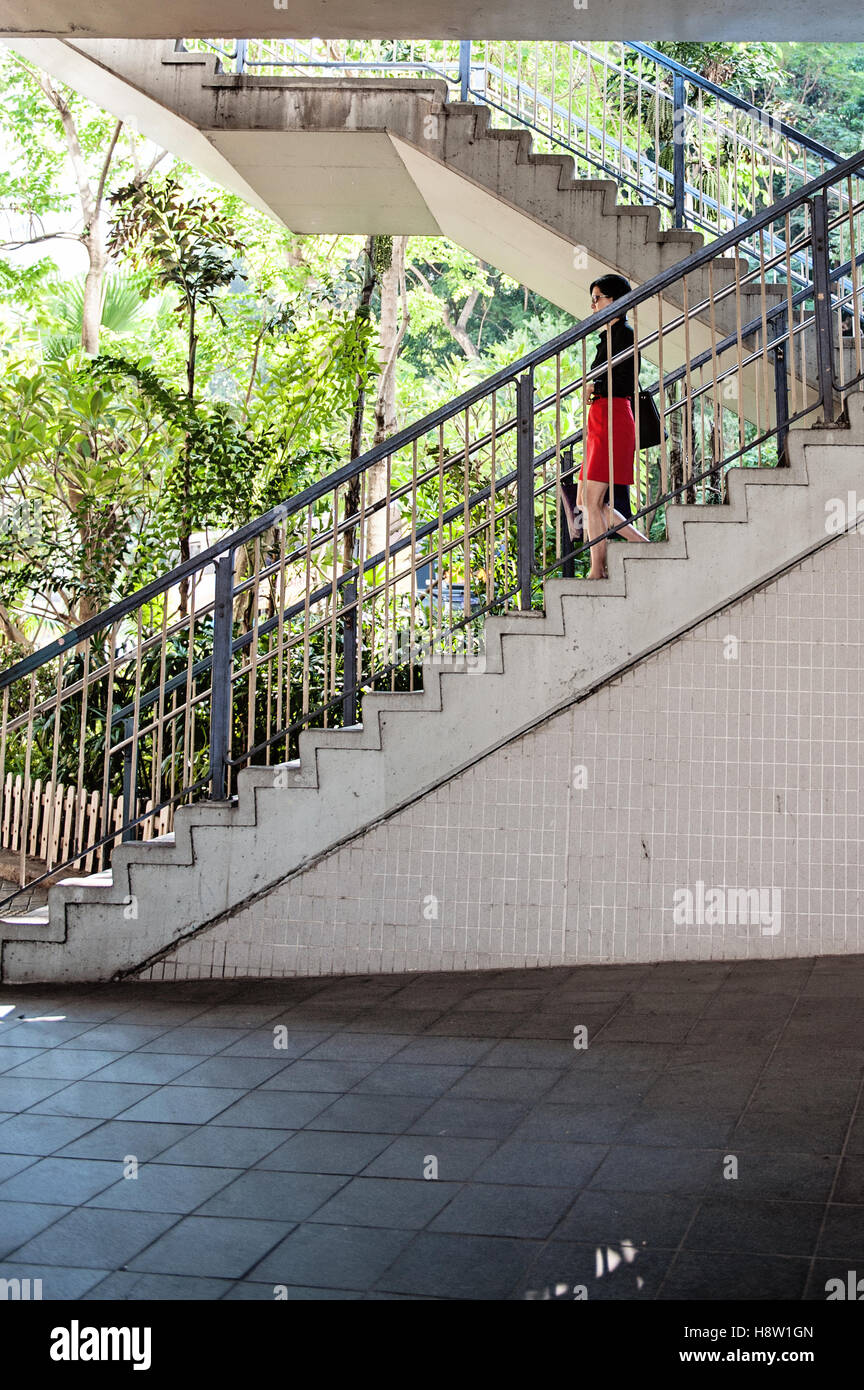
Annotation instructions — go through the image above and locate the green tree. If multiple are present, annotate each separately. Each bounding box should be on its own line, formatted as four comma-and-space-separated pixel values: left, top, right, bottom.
0, 48, 166, 352
0, 353, 174, 638
107, 174, 247, 610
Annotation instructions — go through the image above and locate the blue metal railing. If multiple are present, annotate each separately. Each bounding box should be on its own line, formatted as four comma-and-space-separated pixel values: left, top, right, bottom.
177, 36, 857, 301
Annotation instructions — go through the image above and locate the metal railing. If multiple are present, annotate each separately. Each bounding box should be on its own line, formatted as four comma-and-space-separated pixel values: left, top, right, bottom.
2, 149, 864, 910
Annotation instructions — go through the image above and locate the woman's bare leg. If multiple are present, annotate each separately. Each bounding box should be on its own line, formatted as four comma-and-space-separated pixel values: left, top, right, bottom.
583, 479, 611, 579
609, 508, 650, 543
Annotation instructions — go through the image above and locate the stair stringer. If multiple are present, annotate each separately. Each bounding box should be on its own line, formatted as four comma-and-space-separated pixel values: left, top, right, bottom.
3, 401, 863, 982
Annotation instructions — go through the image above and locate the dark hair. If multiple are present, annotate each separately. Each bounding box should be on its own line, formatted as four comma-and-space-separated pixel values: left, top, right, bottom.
589, 274, 633, 315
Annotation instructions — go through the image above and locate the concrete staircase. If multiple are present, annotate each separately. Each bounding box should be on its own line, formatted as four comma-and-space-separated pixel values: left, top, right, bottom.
11, 36, 858, 415
7, 38, 786, 344
10, 36, 857, 412
3, 397, 863, 982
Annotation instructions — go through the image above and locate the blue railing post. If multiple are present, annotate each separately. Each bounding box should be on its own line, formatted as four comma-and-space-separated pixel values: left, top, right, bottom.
516, 370, 535, 610
234, 40, 249, 75
459, 40, 472, 101
209, 550, 235, 800
811, 192, 836, 423
672, 72, 687, 229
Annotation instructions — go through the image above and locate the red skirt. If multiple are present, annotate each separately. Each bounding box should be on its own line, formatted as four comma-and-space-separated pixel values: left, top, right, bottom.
583, 397, 635, 485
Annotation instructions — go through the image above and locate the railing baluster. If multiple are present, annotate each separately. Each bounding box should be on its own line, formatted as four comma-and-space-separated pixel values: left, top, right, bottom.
209, 550, 235, 801
459, 39, 471, 101
673, 72, 686, 229
516, 370, 535, 611
811, 191, 837, 422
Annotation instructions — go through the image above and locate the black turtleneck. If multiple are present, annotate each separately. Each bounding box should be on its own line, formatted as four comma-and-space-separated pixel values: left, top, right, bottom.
589, 318, 641, 399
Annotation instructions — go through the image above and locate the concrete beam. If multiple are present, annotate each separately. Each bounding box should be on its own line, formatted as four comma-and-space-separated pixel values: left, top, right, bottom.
1, 0, 857, 41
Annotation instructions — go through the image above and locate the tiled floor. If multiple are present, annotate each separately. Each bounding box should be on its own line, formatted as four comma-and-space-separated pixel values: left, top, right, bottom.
0, 955, 862, 1301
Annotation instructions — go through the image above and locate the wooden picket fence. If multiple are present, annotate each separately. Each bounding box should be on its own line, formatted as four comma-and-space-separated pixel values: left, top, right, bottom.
0, 773, 174, 886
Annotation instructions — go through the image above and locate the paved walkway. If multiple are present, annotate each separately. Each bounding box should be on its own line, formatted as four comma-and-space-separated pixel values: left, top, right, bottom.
0, 956, 861, 1300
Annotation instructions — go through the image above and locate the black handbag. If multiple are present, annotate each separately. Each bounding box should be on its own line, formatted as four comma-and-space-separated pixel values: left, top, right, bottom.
637, 390, 666, 449
559, 475, 584, 543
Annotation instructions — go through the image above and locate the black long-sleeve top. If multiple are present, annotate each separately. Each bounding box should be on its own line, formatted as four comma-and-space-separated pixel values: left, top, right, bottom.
589, 317, 641, 399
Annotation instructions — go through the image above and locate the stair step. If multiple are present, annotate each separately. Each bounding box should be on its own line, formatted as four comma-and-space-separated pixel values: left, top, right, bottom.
0, 906, 49, 928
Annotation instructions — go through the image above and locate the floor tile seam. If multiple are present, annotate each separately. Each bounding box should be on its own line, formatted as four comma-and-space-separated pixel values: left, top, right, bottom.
83, 1051, 212, 1086
650, 969, 739, 1066
727, 978, 820, 1138
17, 1079, 166, 1121
113, 1017, 342, 1059
0, 1155, 153, 1208
525, 1133, 850, 1156
1, 1058, 130, 1082
584, 1185, 833, 1205
0, 1124, 105, 1158
371, 1061, 570, 1108
80, 1000, 219, 1028
87, 1155, 267, 1209
80, 1204, 208, 1274
222, 1222, 304, 1286
62, 1014, 200, 1049
0, 1047, 55, 1067
491, 1146, 618, 1297
0, 1196, 103, 1264
307, 1170, 479, 1286
651, 1190, 710, 1300
102, 1062, 348, 1126
54, 1121, 208, 1164
304, 1085, 538, 1147
565, 990, 635, 1047
81, 1166, 354, 1222
367, 1227, 547, 1299
298, 1071, 531, 1138
308, 1045, 475, 1099
802, 1072, 864, 1293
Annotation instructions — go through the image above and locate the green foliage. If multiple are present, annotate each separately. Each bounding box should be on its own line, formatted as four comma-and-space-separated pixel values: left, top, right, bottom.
0, 352, 174, 625
107, 176, 246, 333
779, 43, 864, 153
652, 42, 785, 101
39, 270, 152, 361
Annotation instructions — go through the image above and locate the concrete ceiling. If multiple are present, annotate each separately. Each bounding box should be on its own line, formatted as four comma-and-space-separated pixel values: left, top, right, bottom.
1, 0, 858, 40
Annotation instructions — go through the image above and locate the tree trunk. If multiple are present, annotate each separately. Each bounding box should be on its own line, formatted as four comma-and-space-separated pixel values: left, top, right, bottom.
32, 74, 123, 358
367, 235, 408, 559
178, 305, 198, 618
80, 218, 108, 355
342, 235, 379, 572
0, 603, 33, 653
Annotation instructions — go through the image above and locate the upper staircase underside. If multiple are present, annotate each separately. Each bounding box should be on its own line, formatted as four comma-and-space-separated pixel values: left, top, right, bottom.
0, 0, 853, 40
7, 36, 853, 421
